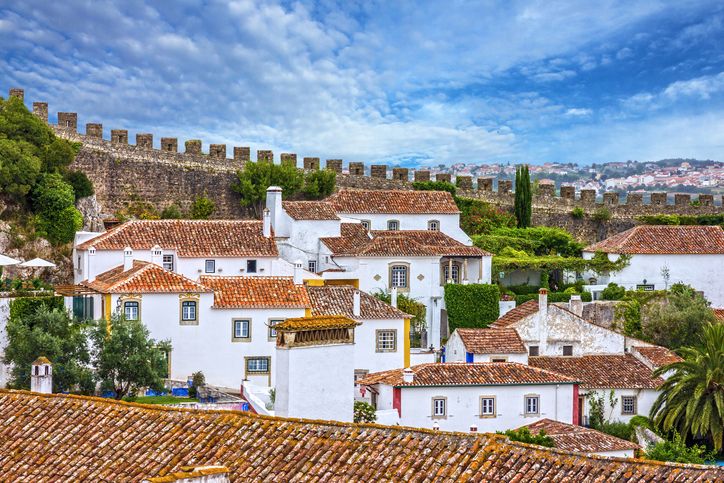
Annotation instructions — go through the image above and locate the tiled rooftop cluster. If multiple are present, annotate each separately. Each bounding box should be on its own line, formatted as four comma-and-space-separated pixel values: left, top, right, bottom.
307, 285, 409, 319
584, 225, 724, 254
522, 419, 640, 454
326, 189, 460, 214
529, 355, 664, 389
200, 276, 310, 308
455, 327, 527, 354
83, 261, 211, 293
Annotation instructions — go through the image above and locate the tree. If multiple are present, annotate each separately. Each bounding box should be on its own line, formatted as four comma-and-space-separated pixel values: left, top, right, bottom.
373, 290, 427, 347
31, 173, 83, 245
514, 164, 532, 228
649, 323, 724, 452
160, 203, 183, 219
232, 161, 304, 217
64, 170, 94, 199
302, 169, 336, 199
40, 138, 78, 172
190, 195, 215, 219
0, 138, 42, 203
644, 432, 713, 464
3, 302, 93, 393
354, 401, 377, 423
90, 315, 171, 400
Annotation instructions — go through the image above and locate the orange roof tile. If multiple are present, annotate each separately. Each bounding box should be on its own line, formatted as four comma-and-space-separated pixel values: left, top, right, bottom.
200, 276, 310, 309
455, 328, 527, 354
83, 261, 211, 294
490, 300, 539, 328
521, 419, 639, 453
326, 188, 460, 214
632, 346, 683, 368
78, 220, 278, 257
282, 201, 339, 220
584, 225, 724, 254
307, 285, 409, 319
529, 355, 663, 389
713, 308, 724, 321
275, 315, 360, 331
1, 390, 720, 481
358, 362, 577, 387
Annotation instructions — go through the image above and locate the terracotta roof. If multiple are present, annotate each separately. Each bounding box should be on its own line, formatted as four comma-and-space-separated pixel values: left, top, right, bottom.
358, 362, 577, 387
275, 315, 360, 331
32, 356, 51, 365
529, 355, 663, 389
77, 220, 278, 257
200, 276, 309, 309
307, 285, 409, 319
454, 328, 527, 354
2, 391, 720, 481
490, 300, 539, 328
584, 225, 724, 254
322, 226, 488, 257
632, 346, 683, 368
326, 188, 460, 214
713, 308, 724, 321
83, 261, 211, 294
521, 419, 639, 454
282, 201, 339, 220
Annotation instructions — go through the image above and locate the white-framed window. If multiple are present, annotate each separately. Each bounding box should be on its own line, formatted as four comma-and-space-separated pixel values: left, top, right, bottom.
387, 220, 399, 231
621, 396, 637, 415
361, 220, 371, 231
432, 397, 447, 418
205, 259, 216, 273
480, 397, 496, 417
390, 264, 408, 289
562, 345, 573, 356
376, 330, 397, 352
246, 357, 270, 374
308, 260, 317, 273
443, 263, 460, 284
428, 220, 440, 231
163, 254, 174, 271
232, 319, 251, 341
246, 260, 257, 273
268, 319, 283, 340
529, 346, 539, 356
181, 301, 197, 322
525, 395, 540, 415
124, 301, 139, 321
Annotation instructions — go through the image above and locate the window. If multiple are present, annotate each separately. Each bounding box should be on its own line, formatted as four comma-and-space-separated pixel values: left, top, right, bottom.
432, 397, 447, 418
480, 397, 496, 417
442, 263, 460, 284
376, 330, 397, 352
491, 357, 507, 363
621, 396, 637, 415
354, 369, 369, 384
428, 220, 440, 231
268, 319, 283, 340
562, 345, 573, 356
524, 395, 540, 415
308, 260, 317, 273
181, 301, 197, 323
390, 264, 409, 289
361, 220, 371, 231
232, 319, 251, 342
163, 254, 174, 271
205, 259, 216, 273
529, 346, 539, 356
246, 357, 270, 374
246, 260, 257, 273
124, 301, 139, 321
72, 296, 94, 321
387, 220, 399, 231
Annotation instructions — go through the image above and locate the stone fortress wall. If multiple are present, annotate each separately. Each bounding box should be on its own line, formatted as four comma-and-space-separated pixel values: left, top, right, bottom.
8, 88, 722, 240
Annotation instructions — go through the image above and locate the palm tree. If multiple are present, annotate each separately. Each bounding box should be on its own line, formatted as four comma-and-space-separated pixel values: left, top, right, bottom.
649, 323, 724, 452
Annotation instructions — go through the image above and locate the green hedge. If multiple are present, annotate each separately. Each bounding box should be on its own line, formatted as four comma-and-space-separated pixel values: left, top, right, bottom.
444, 284, 500, 331
9, 296, 64, 323
515, 292, 592, 305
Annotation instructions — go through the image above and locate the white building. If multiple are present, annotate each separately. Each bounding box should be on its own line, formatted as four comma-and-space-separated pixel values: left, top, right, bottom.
582, 225, 724, 306
358, 362, 578, 432
519, 419, 639, 458
445, 328, 528, 364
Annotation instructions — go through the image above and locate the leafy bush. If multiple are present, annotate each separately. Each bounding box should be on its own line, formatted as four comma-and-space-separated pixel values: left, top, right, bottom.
41, 138, 78, 172
455, 196, 516, 235
373, 290, 426, 347
36, 206, 84, 245
629, 415, 653, 431
592, 207, 612, 222
499, 427, 554, 447
189, 371, 206, 398
32, 173, 83, 245
412, 180, 456, 195
563, 286, 578, 295
444, 284, 500, 331
599, 421, 633, 441
190, 195, 215, 219
64, 170, 94, 199
233, 161, 304, 216
571, 207, 584, 219
32, 173, 75, 213
601, 282, 626, 300
9, 296, 64, 321
303, 169, 336, 199
160, 204, 183, 219
644, 432, 713, 464
353, 401, 377, 423
504, 284, 541, 295
515, 292, 592, 305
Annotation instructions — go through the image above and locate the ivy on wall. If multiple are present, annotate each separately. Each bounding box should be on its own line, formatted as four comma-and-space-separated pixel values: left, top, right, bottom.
444, 284, 500, 331
492, 251, 630, 276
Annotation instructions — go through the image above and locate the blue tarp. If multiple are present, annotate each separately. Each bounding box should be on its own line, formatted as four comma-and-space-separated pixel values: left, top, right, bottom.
171, 387, 189, 397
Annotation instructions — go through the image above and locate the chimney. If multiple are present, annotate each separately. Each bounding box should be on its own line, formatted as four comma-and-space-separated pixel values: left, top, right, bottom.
30, 357, 53, 394
266, 186, 283, 234
470, 425, 478, 433
87, 247, 97, 282
151, 245, 162, 267
569, 294, 583, 317
262, 208, 271, 238
402, 367, 414, 383
538, 288, 549, 354
293, 260, 303, 285
353, 290, 361, 317
123, 247, 133, 271
432, 421, 440, 431
391, 286, 398, 308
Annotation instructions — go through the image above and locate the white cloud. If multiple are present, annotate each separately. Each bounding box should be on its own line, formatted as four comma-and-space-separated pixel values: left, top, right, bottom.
565, 108, 592, 117
663, 72, 724, 100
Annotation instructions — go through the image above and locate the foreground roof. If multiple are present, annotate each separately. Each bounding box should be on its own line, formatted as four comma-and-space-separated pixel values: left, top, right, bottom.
200, 276, 310, 309
3, 391, 719, 481
454, 328, 527, 354
307, 285, 409, 319
358, 362, 577, 387
583, 225, 724, 254
77, 220, 278, 257
275, 315, 360, 331
326, 188, 460, 214
632, 346, 683, 369
490, 300, 539, 328
282, 201, 340, 220
83, 261, 211, 294
529, 355, 663, 389
521, 419, 639, 454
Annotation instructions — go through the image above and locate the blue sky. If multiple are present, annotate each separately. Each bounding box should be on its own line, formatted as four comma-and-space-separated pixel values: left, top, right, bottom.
2, 0, 723, 165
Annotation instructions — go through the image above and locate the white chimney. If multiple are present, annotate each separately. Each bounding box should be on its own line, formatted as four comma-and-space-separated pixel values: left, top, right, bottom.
538, 288, 549, 354
262, 208, 271, 238
569, 294, 583, 317
293, 260, 303, 285
470, 425, 478, 433
391, 286, 398, 308
87, 246, 96, 282
353, 290, 361, 317
266, 186, 283, 234
30, 357, 53, 394
432, 421, 440, 431
151, 245, 162, 267
123, 247, 133, 271
402, 367, 414, 383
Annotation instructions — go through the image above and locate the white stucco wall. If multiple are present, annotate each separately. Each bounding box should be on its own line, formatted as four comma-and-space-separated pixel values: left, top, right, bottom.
0, 298, 10, 388
445, 331, 528, 364
581, 388, 659, 424
339, 213, 471, 244
354, 318, 406, 374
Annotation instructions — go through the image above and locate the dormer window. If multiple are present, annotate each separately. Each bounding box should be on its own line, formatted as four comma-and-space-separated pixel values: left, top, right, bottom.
246, 260, 257, 273
361, 220, 371, 231
205, 260, 216, 273
387, 220, 399, 231
163, 254, 174, 271
428, 220, 440, 231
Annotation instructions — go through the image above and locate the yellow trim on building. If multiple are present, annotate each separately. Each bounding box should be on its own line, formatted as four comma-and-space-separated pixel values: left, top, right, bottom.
324, 279, 359, 288
403, 317, 411, 368
103, 294, 112, 320
304, 278, 325, 287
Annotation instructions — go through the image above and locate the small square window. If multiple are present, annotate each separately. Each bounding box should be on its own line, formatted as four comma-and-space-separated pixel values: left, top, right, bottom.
376, 330, 397, 352
308, 260, 317, 273
361, 220, 371, 231
529, 346, 539, 356
428, 220, 440, 231
163, 254, 174, 271
246, 357, 270, 374
562, 345, 573, 356
232, 319, 251, 341
480, 397, 495, 417
387, 220, 399, 231
525, 395, 540, 415
205, 260, 216, 273
246, 260, 257, 273
432, 397, 446, 418
621, 396, 637, 415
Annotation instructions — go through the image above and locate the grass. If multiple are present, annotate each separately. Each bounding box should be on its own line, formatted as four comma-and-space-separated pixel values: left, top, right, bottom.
131, 395, 198, 405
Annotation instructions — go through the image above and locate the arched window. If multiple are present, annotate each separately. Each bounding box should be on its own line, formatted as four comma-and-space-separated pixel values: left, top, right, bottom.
428, 220, 440, 231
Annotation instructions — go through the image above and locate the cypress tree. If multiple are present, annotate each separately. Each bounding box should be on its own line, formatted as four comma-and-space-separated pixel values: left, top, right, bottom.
514, 164, 532, 228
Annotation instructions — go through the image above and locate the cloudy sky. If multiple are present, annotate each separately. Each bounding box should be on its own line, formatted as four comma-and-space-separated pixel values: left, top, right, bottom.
2, 0, 723, 165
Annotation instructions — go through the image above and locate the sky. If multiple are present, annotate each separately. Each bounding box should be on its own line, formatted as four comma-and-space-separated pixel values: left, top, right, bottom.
1, 0, 724, 166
